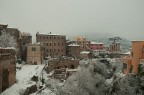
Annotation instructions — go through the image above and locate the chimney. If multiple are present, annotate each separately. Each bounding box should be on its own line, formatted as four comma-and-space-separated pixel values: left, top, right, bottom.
50, 32, 52, 34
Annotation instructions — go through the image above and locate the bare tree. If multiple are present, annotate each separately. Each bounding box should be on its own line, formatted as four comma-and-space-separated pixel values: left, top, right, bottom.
0, 29, 16, 48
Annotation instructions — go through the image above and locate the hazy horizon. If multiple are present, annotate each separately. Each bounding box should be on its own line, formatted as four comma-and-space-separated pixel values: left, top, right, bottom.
0, 0, 144, 41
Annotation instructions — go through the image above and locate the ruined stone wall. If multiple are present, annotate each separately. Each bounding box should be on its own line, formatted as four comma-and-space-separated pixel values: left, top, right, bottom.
47, 58, 79, 73
0, 49, 16, 93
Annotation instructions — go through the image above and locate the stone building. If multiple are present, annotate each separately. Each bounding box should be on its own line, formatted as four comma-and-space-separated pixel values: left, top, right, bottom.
0, 48, 16, 93
36, 32, 66, 58
19, 32, 32, 61
80, 51, 93, 59
20, 32, 32, 45
67, 44, 80, 59
46, 58, 79, 74
26, 43, 42, 65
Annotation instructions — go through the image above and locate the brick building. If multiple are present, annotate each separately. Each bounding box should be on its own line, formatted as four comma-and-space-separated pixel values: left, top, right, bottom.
87, 41, 104, 51
0, 48, 16, 93
67, 44, 80, 59
123, 41, 144, 74
19, 32, 32, 61
80, 51, 93, 59
36, 32, 66, 58
26, 43, 42, 65
20, 32, 32, 45
46, 58, 79, 73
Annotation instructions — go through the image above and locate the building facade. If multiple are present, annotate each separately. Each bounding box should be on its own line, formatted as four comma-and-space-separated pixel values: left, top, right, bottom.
0, 48, 16, 93
87, 42, 104, 51
74, 36, 88, 52
47, 58, 79, 73
26, 44, 42, 65
109, 43, 120, 53
36, 32, 66, 58
123, 41, 144, 74
67, 44, 80, 59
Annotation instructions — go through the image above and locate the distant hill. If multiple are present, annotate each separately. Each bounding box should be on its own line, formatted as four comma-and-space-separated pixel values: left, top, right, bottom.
83, 32, 131, 53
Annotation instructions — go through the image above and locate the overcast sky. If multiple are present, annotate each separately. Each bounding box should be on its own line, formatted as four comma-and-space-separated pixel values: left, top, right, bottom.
0, 0, 144, 41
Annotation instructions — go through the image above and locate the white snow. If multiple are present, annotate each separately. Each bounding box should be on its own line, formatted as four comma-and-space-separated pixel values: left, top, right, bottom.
90, 41, 103, 44
80, 51, 90, 54
1, 64, 44, 95
68, 44, 80, 46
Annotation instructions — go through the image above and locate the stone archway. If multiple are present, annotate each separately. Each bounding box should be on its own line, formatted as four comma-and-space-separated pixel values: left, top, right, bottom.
2, 67, 9, 92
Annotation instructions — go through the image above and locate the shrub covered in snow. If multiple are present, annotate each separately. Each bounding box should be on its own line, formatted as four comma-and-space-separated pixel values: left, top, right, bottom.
0, 29, 16, 48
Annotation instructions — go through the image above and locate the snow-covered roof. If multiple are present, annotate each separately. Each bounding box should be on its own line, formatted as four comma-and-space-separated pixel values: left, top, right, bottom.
66, 69, 77, 72
124, 51, 131, 55
68, 44, 80, 47
90, 41, 103, 44
37, 32, 65, 36
0, 47, 15, 50
80, 51, 90, 54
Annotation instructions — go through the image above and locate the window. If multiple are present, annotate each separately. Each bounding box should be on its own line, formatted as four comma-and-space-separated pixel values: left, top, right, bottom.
32, 47, 36, 51
58, 37, 59, 39
46, 49, 48, 52
62, 43, 63, 46
131, 52, 133, 57
54, 43, 56, 46
54, 37, 55, 39
58, 43, 60, 46
50, 43, 52, 46
40, 36, 41, 39
123, 63, 127, 69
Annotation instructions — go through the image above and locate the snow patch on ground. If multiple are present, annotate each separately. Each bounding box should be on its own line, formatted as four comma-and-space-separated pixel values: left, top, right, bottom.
1, 64, 44, 95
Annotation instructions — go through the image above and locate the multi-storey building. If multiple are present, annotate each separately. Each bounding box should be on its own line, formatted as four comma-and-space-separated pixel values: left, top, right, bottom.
87, 41, 104, 51
73, 36, 88, 51
109, 43, 120, 53
36, 32, 66, 58
20, 32, 32, 45
26, 43, 42, 64
123, 41, 144, 74
67, 44, 80, 59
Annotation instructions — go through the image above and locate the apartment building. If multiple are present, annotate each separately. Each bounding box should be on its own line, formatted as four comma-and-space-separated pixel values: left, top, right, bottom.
36, 32, 66, 58
123, 41, 144, 74
26, 44, 42, 64
87, 41, 104, 51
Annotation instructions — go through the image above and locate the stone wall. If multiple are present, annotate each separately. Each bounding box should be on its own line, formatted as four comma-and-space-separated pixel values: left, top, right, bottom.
0, 48, 16, 93
46, 58, 79, 73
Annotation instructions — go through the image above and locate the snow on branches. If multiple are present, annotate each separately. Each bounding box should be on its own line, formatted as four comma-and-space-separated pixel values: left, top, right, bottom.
0, 29, 16, 48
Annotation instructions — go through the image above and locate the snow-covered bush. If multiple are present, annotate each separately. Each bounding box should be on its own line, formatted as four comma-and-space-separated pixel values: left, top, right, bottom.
57, 61, 109, 95
0, 29, 16, 48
